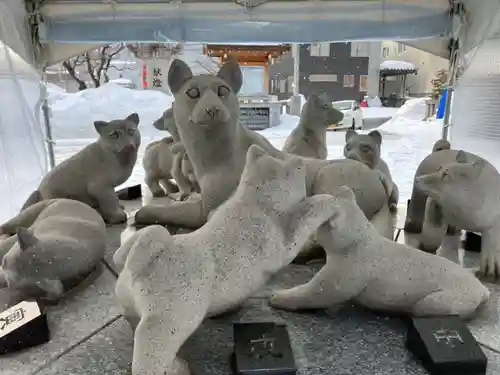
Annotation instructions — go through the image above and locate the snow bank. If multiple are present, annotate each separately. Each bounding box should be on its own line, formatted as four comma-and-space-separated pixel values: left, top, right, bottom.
377, 98, 441, 139
49, 82, 173, 139
362, 106, 398, 119
45, 83, 69, 105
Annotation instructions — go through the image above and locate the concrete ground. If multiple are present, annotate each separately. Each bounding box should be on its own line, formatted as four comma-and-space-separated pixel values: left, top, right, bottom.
1, 202, 500, 375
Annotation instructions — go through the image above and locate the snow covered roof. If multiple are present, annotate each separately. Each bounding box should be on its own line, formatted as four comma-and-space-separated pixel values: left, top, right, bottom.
380, 60, 417, 71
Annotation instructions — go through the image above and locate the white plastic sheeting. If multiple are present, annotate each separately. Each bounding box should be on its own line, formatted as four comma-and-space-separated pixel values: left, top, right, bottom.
0, 42, 48, 222
450, 37, 500, 171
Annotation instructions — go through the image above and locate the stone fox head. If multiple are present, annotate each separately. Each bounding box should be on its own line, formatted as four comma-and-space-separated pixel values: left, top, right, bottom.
94, 113, 141, 153
415, 150, 494, 228
153, 106, 179, 140
167, 56, 242, 135
238, 145, 307, 212
344, 129, 382, 169
301, 92, 344, 128
316, 185, 366, 250
0, 228, 64, 298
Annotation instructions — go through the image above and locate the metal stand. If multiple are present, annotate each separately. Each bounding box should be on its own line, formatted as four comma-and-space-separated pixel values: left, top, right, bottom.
41, 70, 56, 169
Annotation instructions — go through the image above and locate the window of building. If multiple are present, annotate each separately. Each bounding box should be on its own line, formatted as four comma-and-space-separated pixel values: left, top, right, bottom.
310, 43, 330, 57
343, 74, 355, 88
279, 79, 286, 93
397, 43, 407, 53
382, 47, 389, 58
270, 79, 274, 93
308, 74, 338, 82
287, 76, 294, 93
359, 75, 368, 91
350, 42, 369, 57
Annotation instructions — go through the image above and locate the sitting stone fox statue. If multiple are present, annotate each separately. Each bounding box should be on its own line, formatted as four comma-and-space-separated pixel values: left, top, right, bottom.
270, 186, 490, 319
0, 199, 107, 301
142, 137, 180, 196
344, 129, 399, 212
114, 145, 340, 375
415, 150, 500, 280
146, 107, 199, 198
282, 92, 343, 159
135, 58, 392, 235
21, 113, 141, 224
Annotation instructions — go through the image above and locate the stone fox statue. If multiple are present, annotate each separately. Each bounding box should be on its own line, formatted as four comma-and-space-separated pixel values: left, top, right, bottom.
415, 151, 500, 280
134, 58, 391, 237
114, 145, 340, 375
0, 199, 106, 301
282, 92, 343, 159
147, 106, 199, 198
270, 186, 490, 319
405, 143, 484, 234
21, 113, 141, 224
344, 129, 399, 212
142, 137, 180, 197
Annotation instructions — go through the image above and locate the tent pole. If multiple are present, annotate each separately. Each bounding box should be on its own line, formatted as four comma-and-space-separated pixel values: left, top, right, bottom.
442, 46, 459, 141
41, 69, 56, 169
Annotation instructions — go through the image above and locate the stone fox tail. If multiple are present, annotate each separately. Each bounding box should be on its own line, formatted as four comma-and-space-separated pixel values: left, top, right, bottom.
20, 190, 42, 211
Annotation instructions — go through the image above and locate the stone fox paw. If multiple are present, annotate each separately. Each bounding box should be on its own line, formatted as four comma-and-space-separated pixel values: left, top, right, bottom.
478, 249, 500, 282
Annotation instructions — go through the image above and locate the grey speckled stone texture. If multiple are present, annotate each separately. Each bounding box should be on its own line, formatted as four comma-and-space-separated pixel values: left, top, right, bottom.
0, 265, 121, 375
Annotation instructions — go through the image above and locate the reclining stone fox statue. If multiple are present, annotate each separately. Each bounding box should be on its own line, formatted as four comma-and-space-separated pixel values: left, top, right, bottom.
415, 150, 500, 280
282, 92, 343, 159
134, 58, 392, 239
344, 129, 399, 212
21, 113, 141, 224
0, 199, 107, 301
114, 145, 341, 375
269, 186, 490, 319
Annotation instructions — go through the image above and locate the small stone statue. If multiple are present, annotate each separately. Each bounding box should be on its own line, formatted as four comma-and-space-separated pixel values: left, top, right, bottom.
114, 145, 340, 375
21, 113, 141, 224
270, 186, 490, 319
282, 92, 343, 159
415, 150, 500, 280
0, 199, 106, 301
344, 129, 399, 212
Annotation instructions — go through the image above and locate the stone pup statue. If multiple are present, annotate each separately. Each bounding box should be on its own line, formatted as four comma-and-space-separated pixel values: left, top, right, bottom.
269, 186, 490, 319
148, 106, 199, 199
134, 58, 391, 234
20, 113, 140, 224
0, 199, 106, 301
142, 137, 180, 197
171, 143, 200, 199
344, 129, 399, 212
114, 145, 340, 375
282, 92, 343, 159
405, 145, 484, 234
415, 150, 500, 280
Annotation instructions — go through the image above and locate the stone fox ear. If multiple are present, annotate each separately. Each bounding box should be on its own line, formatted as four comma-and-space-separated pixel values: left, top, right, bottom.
16, 227, 38, 251
217, 56, 243, 93
94, 120, 109, 134
472, 159, 486, 178
126, 113, 140, 126
345, 129, 357, 142
334, 185, 356, 202
246, 144, 267, 164
368, 130, 382, 146
456, 150, 468, 163
168, 59, 194, 94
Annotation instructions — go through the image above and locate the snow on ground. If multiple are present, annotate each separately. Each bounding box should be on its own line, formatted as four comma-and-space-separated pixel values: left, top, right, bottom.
48, 85, 442, 202
362, 106, 398, 119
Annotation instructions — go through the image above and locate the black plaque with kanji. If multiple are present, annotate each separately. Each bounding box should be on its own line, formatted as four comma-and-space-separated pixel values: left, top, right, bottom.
232, 322, 297, 375
0, 300, 50, 354
406, 315, 487, 375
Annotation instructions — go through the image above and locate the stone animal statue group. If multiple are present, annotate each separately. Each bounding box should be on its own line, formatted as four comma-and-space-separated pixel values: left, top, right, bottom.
0, 57, 496, 375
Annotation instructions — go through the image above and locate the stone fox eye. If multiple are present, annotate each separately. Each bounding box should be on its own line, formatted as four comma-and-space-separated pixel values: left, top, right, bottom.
127, 129, 135, 136
186, 88, 200, 99
361, 146, 371, 152
218, 85, 230, 97
109, 131, 119, 139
